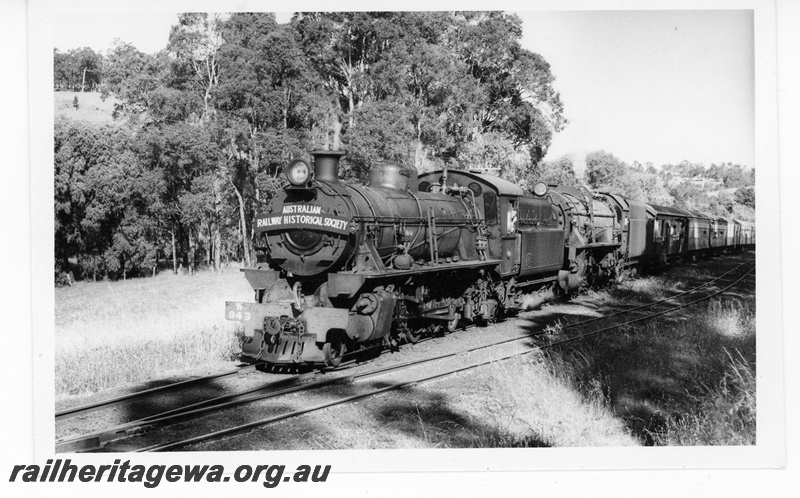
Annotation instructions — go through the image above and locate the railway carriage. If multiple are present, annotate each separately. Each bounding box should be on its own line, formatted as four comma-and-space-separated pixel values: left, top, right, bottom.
686, 211, 712, 254
709, 216, 729, 255
723, 217, 736, 249
620, 200, 656, 263
647, 205, 692, 264
736, 220, 756, 247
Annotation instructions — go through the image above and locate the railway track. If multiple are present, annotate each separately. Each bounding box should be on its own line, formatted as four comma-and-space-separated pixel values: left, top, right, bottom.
56, 257, 754, 453
56, 363, 267, 421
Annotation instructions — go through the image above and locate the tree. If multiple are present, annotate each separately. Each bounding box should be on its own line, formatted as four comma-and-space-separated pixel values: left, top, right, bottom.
709, 191, 735, 216
670, 183, 708, 211
585, 150, 626, 189
53, 47, 103, 91
103, 40, 170, 116
167, 13, 224, 123
612, 169, 673, 205
735, 187, 755, 209
532, 154, 578, 186
135, 123, 221, 274
216, 13, 315, 265
293, 11, 567, 171
55, 117, 162, 279
450, 12, 566, 163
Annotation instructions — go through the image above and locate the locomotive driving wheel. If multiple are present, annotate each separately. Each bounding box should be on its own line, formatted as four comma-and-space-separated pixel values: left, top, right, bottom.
323, 342, 346, 367
406, 327, 422, 344
446, 313, 461, 332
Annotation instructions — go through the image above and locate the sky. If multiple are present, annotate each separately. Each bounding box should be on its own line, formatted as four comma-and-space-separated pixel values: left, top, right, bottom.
54, 9, 755, 173
517, 10, 754, 172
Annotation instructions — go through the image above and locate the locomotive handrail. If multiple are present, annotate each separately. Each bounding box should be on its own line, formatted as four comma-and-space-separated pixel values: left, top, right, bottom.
405, 187, 426, 252
350, 216, 474, 225
347, 184, 379, 221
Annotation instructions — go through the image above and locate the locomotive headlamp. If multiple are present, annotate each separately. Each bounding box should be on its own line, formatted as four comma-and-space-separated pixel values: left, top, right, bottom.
286, 158, 312, 186
533, 182, 548, 196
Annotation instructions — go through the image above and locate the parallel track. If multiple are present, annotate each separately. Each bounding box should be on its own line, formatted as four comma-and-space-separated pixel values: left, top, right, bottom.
57, 257, 753, 453
56, 363, 266, 421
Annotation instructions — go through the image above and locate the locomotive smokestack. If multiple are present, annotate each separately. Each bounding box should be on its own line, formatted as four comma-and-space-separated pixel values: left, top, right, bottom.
311, 150, 346, 184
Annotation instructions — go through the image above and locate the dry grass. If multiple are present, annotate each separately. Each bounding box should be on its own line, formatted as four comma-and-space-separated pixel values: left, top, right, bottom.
54, 91, 121, 125
471, 354, 638, 447
652, 301, 756, 445
545, 275, 756, 446
517, 288, 553, 311
55, 266, 253, 398
608, 275, 682, 302
451, 266, 755, 448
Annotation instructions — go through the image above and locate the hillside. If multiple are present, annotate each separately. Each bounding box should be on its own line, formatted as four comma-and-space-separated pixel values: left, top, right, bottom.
54, 91, 121, 125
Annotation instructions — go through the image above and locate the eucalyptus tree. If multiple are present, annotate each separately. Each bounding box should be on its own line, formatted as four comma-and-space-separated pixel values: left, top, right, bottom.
447, 11, 567, 165
214, 12, 317, 266
53, 47, 103, 91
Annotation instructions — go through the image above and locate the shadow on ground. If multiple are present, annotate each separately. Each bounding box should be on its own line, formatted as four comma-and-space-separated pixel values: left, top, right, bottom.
367, 382, 550, 448
510, 254, 756, 445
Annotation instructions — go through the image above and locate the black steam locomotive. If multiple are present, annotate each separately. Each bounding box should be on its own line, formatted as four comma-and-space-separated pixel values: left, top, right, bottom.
226, 151, 755, 367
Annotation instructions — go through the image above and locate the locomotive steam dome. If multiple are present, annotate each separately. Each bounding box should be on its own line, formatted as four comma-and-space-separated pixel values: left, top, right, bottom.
367, 161, 419, 191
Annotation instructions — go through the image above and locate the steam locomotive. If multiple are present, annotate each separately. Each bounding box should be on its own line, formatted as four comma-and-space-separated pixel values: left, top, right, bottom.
226, 151, 755, 367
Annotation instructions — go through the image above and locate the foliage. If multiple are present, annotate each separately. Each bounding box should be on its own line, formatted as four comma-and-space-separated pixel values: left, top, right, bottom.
54, 47, 103, 91
585, 150, 626, 188
734, 187, 755, 209
585, 150, 673, 205
582, 151, 753, 215
531, 154, 578, 186
54, 117, 157, 279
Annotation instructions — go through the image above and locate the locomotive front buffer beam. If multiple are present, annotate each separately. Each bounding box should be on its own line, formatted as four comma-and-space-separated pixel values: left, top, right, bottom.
225, 290, 395, 365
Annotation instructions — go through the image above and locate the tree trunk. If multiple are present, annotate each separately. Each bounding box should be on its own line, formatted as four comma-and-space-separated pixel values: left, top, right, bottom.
171, 228, 177, 274
213, 226, 221, 272
230, 179, 251, 267
348, 92, 355, 128
213, 172, 223, 272
414, 116, 425, 168
188, 229, 196, 275
204, 222, 211, 266
283, 88, 290, 130
331, 100, 343, 150
81, 67, 87, 92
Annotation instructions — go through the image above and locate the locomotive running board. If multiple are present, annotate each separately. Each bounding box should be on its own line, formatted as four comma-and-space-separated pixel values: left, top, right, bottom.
328, 259, 501, 298
367, 258, 500, 276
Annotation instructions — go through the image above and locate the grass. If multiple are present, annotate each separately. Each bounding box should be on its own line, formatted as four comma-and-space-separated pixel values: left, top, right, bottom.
55, 266, 253, 399
54, 91, 121, 125
424, 264, 756, 448
474, 353, 638, 446
542, 273, 756, 446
